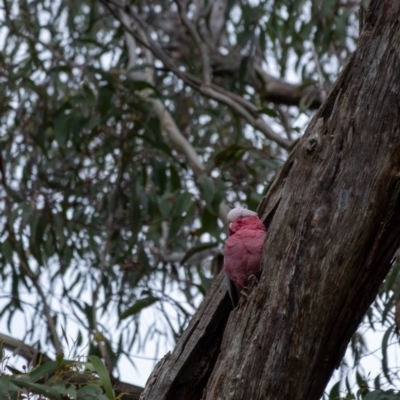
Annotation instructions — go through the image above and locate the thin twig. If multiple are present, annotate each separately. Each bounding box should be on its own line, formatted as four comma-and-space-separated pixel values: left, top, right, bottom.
91, 220, 113, 372
274, 105, 293, 141
0, 154, 63, 356
311, 40, 327, 100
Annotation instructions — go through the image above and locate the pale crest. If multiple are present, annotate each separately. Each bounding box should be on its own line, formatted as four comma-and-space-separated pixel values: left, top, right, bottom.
227, 207, 258, 223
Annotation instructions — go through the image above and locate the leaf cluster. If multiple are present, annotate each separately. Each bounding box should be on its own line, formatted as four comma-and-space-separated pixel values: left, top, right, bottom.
0, 354, 114, 400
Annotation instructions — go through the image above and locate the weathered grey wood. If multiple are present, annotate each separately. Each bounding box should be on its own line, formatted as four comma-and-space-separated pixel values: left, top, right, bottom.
141, 1, 400, 399
140, 271, 233, 400
203, 2, 400, 399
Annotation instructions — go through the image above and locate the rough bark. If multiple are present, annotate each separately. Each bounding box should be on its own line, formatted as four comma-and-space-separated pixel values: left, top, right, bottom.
139, 272, 232, 400
141, 1, 400, 399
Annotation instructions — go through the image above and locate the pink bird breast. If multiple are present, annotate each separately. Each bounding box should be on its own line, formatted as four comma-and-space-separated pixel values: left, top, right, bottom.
224, 214, 266, 291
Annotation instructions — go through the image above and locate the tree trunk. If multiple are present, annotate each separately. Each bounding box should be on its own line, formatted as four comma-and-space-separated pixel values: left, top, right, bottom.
139, 272, 232, 400
141, 2, 400, 399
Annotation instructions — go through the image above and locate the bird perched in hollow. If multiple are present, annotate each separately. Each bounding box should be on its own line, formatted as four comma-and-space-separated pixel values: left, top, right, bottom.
223, 207, 266, 306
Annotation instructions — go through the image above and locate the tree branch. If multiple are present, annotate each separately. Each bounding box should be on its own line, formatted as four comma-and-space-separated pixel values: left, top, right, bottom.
0, 333, 52, 365
142, 7, 324, 110
199, 85, 291, 148
101, 0, 291, 149
175, 0, 211, 85
208, 0, 227, 46
252, 64, 324, 109
116, 0, 229, 225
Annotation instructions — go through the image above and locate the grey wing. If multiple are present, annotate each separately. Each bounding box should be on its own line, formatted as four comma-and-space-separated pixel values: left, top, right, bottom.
225, 273, 239, 307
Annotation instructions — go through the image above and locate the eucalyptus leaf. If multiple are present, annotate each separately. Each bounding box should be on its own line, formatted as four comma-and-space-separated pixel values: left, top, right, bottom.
121, 296, 159, 320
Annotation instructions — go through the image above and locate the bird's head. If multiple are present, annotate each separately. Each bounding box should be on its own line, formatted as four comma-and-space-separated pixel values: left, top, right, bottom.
227, 207, 259, 235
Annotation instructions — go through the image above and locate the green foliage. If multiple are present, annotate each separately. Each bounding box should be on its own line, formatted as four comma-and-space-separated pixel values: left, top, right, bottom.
324, 254, 400, 399
87, 356, 114, 400
120, 297, 160, 320
1, 0, 399, 398
0, 356, 113, 400
364, 390, 400, 400
225, 0, 356, 85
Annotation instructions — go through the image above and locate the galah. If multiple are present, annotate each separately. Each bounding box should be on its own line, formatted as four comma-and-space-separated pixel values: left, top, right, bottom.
223, 207, 266, 306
